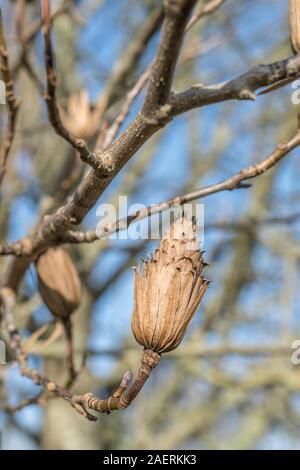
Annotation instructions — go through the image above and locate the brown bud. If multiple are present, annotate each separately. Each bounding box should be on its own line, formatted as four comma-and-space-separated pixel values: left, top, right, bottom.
131, 217, 209, 354
289, 0, 300, 54
35, 247, 82, 320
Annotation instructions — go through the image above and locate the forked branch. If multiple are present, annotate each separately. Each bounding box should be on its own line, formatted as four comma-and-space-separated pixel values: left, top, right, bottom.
40, 0, 109, 176
0, 287, 159, 419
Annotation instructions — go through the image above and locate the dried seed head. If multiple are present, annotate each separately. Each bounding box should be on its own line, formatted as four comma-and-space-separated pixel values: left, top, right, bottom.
35, 247, 82, 320
289, 0, 300, 54
61, 90, 99, 140
131, 217, 209, 354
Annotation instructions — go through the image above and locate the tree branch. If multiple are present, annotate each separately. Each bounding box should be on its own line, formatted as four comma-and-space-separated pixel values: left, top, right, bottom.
186, 0, 226, 31
40, 0, 109, 176
93, 5, 164, 122
0, 287, 98, 421
12, 0, 69, 77
0, 287, 160, 418
0, 9, 20, 185
142, 0, 196, 114
170, 54, 300, 115
100, 65, 151, 150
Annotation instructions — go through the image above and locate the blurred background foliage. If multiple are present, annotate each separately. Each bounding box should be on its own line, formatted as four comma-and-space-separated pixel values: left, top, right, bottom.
1, 0, 300, 450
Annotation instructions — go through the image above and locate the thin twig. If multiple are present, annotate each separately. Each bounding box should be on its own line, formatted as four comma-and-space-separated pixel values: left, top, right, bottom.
92, 6, 164, 125
0, 287, 159, 418
186, 0, 226, 31
40, 0, 108, 176
0, 287, 96, 421
258, 75, 300, 96
3, 393, 45, 414
12, 0, 69, 77
0, 9, 20, 185
170, 54, 300, 115
74, 350, 160, 413
143, 0, 196, 114
15, 0, 45, 94
99, 66, 151, 151
63, 318, 77, 388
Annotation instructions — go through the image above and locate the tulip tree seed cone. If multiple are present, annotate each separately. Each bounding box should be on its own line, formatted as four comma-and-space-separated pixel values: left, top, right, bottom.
35, 247, 82, 320
132, 217, 209, 354
289, 0, 300, 54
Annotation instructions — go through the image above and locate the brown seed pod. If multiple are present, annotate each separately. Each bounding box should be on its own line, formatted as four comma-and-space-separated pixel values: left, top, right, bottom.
35, 247, 82, 320
289, 0, 300, 54
131, 217, 209, 354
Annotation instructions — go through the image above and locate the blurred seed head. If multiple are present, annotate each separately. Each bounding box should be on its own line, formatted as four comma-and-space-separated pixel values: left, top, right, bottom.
35, 247, 82, 320
61, 90, 99, 140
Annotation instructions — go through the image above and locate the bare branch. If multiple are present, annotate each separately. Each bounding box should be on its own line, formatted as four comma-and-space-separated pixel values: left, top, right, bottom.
3, 393, 44, 414
142, 0, 196, 114
15, 0, 45, 95
0, 287, 97, 421
170, 54, 300, 115
94, 6, 164, 122
0, 9, 20, 185
100, 66, 151, 150
186, 0, 226, 31
40, 0, 108, 176
0, 287, 159, 418
62, 318, 77, 388
12, 0, 69, 77
257, 75, 299, 96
